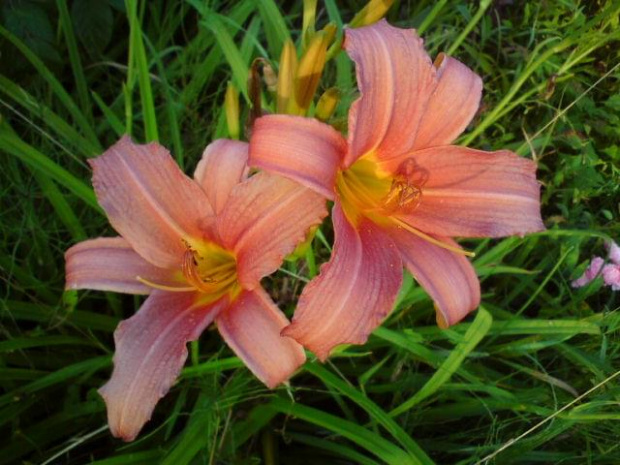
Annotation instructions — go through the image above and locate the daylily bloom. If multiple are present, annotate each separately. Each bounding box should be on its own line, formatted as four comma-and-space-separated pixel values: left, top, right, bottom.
572, 240, 620, 291
65, 136, 326, 441
249, 20, 544, 360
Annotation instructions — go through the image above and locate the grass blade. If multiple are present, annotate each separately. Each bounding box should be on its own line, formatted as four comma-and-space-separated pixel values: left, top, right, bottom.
269, 397, 425, 465
390, 307, 493, 416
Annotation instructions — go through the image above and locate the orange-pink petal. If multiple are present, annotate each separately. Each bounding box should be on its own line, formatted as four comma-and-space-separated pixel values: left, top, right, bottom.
216, 288, 306, 388
387, 227, 480, 327
99, 291, 227, 441
344, 20, 436, 165
90, 136, 215, 269
412, 54, 483, 150
217, 172, 327, 289
194, 139, 249, 214
249, 115, 347, 199
282, 203, 402, 361
65, 237, 178, 294
393, 146, 544, 237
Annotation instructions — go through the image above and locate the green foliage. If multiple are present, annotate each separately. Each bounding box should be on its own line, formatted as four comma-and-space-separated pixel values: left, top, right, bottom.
0, 0, 619, 463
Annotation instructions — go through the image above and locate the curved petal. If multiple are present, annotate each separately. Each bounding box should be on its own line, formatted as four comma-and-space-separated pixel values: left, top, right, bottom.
392, 146, 544, 237
65, 237, 179, 294
606, 241, 620, 265
572, 257, 604, 288
603, 264, 620, 291
194, 140, 249, 214
99, 291, 227, 441
216, 288, 306, 388
387, 227, 480, 327
217, 172, 327, 289
249, 115, 347, 199
413, 54, 483, 150
91, 136, 215, 269
344, 20, 436, 165
282, 203, 402, 361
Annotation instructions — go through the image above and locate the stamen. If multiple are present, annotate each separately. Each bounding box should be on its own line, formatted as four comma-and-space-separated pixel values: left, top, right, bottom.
390, 216, 475, 257
182, 249, 221, 293
136, 276, 195, 292
382, 177, 423, 212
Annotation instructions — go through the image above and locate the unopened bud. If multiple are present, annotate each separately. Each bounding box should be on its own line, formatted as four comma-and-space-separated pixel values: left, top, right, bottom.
302, 0, 318, 49
224, 81, 240, 140
349, 0, 394, 28
315, 87, 340, 121
322, 22, 338, 46
277, 40, 297, 113
262, 62, 277, 92
290, 31, 328, 115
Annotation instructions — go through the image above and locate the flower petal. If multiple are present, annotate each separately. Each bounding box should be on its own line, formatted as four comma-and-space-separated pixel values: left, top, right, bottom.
217, 172, 327, 289
99, 291, 227, 441
572, 257, 605, 288
606, 241, 620, 265
344, 20, 436, 165
65, 237, 178, 294
91, 136, 215, 269
282, 203, 402, 361
602, 264, 620, 291
413, 54, 483, 150
194, 140, 249, 214
216, 288, 306, 388
249, 115, 347, 199
387, 227, 480, 327
392, 146, 544, 237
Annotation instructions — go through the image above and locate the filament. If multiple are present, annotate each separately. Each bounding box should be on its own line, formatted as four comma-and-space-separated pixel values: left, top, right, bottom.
390, 216, 475, 258
136, 276, 195, 292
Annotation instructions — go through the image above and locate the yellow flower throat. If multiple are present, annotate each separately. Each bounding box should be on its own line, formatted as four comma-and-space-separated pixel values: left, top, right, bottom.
138, 241, 240, 299
336, 156, 425, 224
335, 155, 474, 257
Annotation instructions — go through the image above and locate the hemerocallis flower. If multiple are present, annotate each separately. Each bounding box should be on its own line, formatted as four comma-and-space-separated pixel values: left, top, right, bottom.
65, 136, 326, 441
249, 20, 544, 360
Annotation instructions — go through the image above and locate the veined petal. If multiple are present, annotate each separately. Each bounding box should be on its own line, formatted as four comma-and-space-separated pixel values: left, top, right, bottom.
387, 227, 480, 327
282, 203, 402, 361
65, 237, 178, 294
99, 291, 227, 441
249, 115, 347, 199
393, 146, 544, 237
413, 54, 483, 150
344, 20, 436, 165
91, 136, 215, 269
194, 140, 249, 214
216, 288, 306, 388
217, 172, 327, 289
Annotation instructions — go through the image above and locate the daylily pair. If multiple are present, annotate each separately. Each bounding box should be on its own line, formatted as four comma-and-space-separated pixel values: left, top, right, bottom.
66, 21, 543, 441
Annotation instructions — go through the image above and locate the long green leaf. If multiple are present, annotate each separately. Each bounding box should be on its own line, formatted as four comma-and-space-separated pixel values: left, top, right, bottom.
306, 363, 434, 464
269, 397, 419, 465
0, 131, 100, 212
0, 25, 100, 149
126, 0, 159, 141
390, 307, 493, 416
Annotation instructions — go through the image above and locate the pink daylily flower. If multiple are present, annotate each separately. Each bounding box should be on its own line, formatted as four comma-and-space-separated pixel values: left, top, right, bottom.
249, 20, 544, 360
65, 136, 327, 441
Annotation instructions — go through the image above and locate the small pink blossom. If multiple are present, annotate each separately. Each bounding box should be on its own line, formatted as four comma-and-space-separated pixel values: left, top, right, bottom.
603, 264, 620, 291
572, 257, 604, 288
572, 240, 620, 291
605, 240, 620, 265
